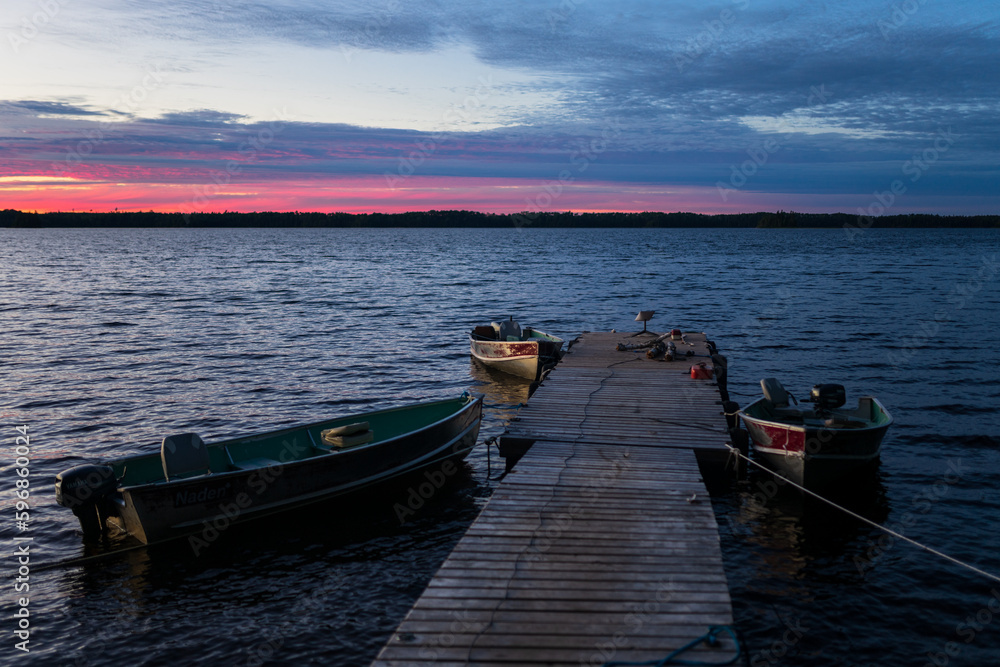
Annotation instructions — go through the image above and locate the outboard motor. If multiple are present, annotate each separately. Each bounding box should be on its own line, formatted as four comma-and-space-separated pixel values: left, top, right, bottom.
810, 384, 846, 411
55, 464, 117, 538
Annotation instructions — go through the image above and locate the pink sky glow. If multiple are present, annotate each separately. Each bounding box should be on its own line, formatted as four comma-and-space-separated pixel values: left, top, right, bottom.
0, 172, 786, 215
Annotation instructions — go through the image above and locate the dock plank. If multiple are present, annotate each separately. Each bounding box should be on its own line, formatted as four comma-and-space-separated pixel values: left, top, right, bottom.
371, 331, 736, 666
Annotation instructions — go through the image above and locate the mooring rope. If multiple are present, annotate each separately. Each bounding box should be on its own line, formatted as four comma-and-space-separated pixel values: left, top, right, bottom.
602, 624, 741, 666
724, 443, 1000, 586
32, 536, 170, 572
484, 435, 506, 481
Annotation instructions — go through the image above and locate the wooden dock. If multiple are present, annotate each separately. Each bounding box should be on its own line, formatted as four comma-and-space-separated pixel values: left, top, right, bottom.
372, 331, 737, 666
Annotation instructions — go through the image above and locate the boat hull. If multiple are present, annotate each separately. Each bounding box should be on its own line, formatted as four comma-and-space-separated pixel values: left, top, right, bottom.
469, 327, 563, 381
739, 396, 891, 489
91, 396, 482, 544
469, 338, 545, 380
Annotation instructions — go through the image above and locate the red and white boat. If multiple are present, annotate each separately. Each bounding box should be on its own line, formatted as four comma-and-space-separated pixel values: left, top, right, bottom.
469, 318, 563, 381
738, 378, 893, 489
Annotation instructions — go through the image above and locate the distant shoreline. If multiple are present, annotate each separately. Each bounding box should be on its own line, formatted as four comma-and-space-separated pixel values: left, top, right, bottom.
2, 209, 998, 229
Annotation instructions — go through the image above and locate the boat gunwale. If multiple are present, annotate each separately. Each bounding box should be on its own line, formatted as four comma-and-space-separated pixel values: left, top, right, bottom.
164, 415, 482, 531
750, 442, 886, 462
468, 329, 565, 345
114, 394, 482, 492
739, 395, 894, 435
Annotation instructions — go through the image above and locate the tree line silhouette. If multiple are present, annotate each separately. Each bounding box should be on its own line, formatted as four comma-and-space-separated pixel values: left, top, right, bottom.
2, 209, 997, 228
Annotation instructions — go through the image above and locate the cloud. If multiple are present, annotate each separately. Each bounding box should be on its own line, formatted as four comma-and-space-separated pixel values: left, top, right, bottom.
60, 3, 999, 147
0, 100, 111, 117
146, 110, 249, 126
0, 103, 986, 201
2, 1, 998, 213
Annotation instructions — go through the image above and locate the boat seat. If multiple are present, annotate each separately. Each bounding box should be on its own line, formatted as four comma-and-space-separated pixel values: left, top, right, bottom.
772, 405, 813, 420
229, 456, 283, 471
161, 433, 211, 481
320, 424, 374, 450
761, 378, 791, 406
760, 378, 812, 420
498, 319, 522, 341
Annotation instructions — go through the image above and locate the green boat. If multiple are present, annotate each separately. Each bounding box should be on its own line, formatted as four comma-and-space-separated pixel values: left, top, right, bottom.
55, 394, 483, 544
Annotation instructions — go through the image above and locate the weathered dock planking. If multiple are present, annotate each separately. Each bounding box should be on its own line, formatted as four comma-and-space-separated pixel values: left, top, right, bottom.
372, 331, 737, 666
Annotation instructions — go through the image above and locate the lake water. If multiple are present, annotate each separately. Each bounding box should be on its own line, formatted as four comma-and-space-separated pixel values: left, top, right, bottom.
2, 226, 999, 666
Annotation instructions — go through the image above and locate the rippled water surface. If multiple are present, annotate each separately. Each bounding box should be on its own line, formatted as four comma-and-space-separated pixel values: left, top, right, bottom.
2, 227, 999, 666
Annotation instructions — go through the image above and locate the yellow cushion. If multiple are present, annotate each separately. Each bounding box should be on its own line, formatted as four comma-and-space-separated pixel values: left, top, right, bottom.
320, 428, 374, 449
321, 421, 369, 437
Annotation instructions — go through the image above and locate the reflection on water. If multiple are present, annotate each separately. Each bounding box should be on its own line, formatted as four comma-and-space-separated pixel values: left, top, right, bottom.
468, 358, 532, 406
2, 227, 999, 666
57, 465, 487, 665
723, 467, 890, 585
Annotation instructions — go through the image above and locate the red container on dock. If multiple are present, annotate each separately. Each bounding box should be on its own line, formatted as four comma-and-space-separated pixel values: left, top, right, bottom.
690, 362, 714, 379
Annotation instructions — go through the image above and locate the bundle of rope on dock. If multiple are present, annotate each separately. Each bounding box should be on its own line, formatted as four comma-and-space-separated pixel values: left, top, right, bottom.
616, 332, 670, 352
616, 334, 689, 359
617, 331, 698, 353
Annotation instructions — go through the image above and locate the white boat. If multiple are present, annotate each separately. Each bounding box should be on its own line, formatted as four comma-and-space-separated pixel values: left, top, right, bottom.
469, 318, 563, 381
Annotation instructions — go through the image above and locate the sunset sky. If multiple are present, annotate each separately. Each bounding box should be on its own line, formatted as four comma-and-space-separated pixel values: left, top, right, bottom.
2, 0, 997, 214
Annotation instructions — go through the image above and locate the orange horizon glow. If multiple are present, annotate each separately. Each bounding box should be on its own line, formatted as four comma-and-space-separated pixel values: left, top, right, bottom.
0, 174, 766, 215
0, 173, 875, 217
